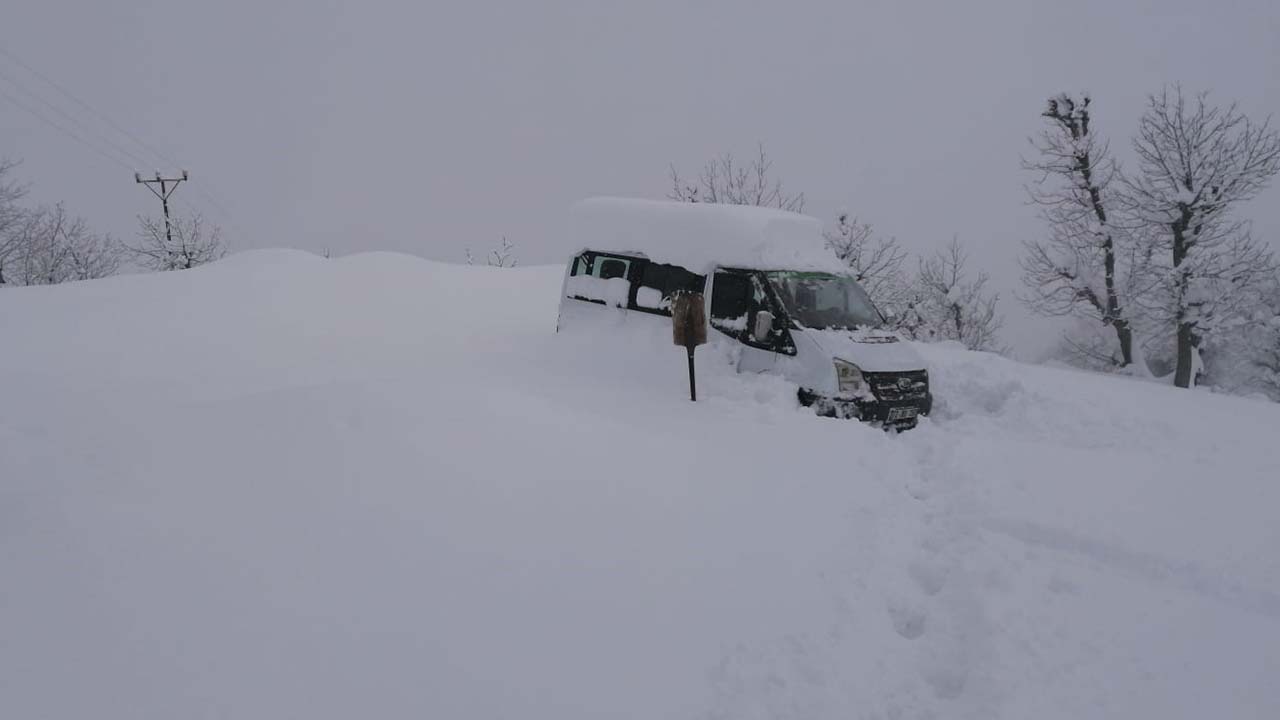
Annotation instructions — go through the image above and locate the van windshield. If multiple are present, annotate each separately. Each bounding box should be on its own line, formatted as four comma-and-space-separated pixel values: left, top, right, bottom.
764, 271, 883, 330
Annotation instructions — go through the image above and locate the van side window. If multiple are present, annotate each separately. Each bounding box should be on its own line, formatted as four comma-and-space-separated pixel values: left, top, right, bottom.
707, 270, 797, 354
569, 253, 631, 281
566, 252, 634, 307
636, 263, 706, 314
710, 271, 751, 332
598, 258, 629, 280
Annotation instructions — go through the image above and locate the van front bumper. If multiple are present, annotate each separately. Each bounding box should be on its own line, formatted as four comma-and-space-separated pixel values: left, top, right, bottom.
799, 387, 933, 428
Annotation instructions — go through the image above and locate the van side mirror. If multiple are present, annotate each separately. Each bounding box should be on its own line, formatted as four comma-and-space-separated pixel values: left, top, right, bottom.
752, 310, 774, 342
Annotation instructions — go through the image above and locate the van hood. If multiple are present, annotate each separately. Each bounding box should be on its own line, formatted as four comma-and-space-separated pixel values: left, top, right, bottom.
801, 328, 926, 373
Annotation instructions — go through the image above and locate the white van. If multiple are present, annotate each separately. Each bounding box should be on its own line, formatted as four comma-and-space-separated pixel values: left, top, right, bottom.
558, 197, 932, 428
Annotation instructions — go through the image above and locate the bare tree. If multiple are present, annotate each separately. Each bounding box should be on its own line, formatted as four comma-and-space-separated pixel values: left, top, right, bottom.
4, 203, 121, 286
1254, 335, 1280, 400
1054, 321, 1133, 373
823, 212, 909, 313
668, 143, 805, 212
1253, 285, 1280, 399
0, 158, 29, 286
1123, 86, 1280, 388
63, 224, 123, 281
912, 237, 1004, 352
125, 213, 225, 271
0, 161, 121, 287
488, 236, 517, 267
4, 208, 53, 286
464, 237, 517, 267
1021, 93, 1154, 371
1189, 277, 1280, 400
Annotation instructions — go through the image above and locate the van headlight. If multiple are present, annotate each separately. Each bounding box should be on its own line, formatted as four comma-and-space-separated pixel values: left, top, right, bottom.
834, 359, 865, 394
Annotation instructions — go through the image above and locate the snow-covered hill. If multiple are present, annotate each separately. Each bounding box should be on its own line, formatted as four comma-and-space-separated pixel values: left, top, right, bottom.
3, 250, 1279, 720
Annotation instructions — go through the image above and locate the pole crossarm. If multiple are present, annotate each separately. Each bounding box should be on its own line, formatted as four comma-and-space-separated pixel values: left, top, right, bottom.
135, 171, 187, 199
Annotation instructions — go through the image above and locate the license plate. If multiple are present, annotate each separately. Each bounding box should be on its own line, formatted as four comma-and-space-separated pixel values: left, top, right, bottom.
887, 406, 918, 422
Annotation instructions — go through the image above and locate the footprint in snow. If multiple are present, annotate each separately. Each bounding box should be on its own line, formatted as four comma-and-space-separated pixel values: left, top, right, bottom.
887, 600, 928, 640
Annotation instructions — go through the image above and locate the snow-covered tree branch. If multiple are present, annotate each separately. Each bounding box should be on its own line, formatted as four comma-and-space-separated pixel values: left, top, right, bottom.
1253, 285, 1280, 399
488, 236, 517, 268
1122, 86, 1280, 388
1020, 93, 1154, 371
17, 204, 123, 284
125, 213, 225, 271
465, 237, 518, 267
0, 170, 121, 288
824, 212, 909, 313
668, 143, 805, 212
910, 237, 1004, 352
0, 158, 30, 286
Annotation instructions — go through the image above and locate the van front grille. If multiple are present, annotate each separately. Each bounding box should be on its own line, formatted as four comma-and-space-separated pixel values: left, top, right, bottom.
863, 370, 929, 402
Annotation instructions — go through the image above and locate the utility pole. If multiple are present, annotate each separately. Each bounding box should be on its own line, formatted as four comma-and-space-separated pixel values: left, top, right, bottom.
135, 170, 188, 259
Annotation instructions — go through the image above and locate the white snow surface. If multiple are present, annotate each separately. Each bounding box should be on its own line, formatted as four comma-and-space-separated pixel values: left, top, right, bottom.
635, 285, 665, 310
569, 196, 847, 274
564, 274, 630, 307
3, 249, 1280, 720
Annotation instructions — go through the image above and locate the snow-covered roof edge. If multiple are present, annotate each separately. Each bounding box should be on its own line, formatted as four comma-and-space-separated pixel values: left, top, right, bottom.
568, 197, 848, 274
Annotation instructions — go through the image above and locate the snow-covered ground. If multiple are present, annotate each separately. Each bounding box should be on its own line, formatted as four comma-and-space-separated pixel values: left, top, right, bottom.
3, 250, 1279, 720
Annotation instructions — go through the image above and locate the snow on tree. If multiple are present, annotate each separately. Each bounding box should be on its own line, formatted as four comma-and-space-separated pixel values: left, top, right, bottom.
126, 213, 225, 271
464, 238, 517, 268
1123, 86, 1280, 388
488, 236, 517, 268
1050, 321, 1127, 373
2, 202, 121, 286
1020, 93, 1155, 372
910, 236, 1004, 352
0, 158, 29, 286
1254, 289, 1280, 399
823, 211, 910, 315
1199, 279, 1280, 400
2, 160, 121, 287
668, 143, 805, 212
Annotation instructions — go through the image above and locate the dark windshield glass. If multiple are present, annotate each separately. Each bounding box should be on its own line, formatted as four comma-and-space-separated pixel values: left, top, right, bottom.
764, 271, 883, 330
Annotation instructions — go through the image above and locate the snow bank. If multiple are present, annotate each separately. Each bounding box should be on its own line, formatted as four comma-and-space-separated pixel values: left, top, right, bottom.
2, 250, 1279, 720
569, 196, 847, 273
565, 274, 630, 307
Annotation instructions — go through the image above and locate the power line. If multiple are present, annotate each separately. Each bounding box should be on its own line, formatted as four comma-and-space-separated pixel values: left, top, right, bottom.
0, 85, 136, 173
0, 45, 178, 170
0, 66, 157, 172
0, 45, 248, 241
183, 180, 240, 226
0, 82, 250, 250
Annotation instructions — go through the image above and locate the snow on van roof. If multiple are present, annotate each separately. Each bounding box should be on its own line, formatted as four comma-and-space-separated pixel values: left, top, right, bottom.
569, 197, 848, 274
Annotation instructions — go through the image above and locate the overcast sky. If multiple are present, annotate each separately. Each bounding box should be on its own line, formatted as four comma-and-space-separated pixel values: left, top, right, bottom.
3, 0, 1278, 357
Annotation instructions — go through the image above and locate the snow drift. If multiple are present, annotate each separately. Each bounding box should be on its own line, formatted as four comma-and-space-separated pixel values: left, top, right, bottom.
2, 250, 1278, 720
